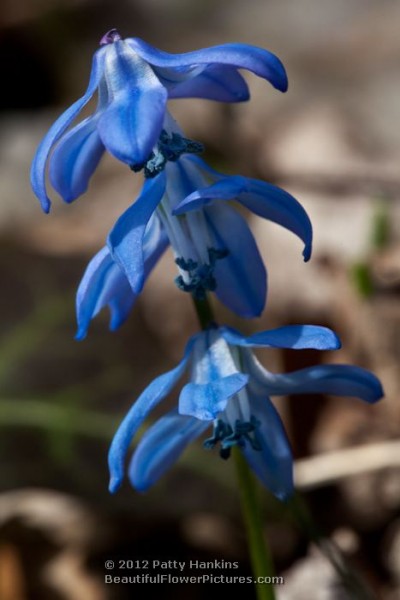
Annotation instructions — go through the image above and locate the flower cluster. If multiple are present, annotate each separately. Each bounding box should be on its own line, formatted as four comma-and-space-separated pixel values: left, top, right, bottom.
31, 30, 383, 501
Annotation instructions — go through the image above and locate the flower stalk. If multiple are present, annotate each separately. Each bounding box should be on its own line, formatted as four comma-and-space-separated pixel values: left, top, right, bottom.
192, 296, 215, 330
234, 448, 276, 600
193, 295, 277, 599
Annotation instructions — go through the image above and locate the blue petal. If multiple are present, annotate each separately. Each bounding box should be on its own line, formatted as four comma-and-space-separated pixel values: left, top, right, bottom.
128, 38, 288, 93
76, 219, 168, 340
97, 40, 168, 165
75, 247, 131, 340
243, 394, 293, 501
174, 176, 312, 262
179, 374, 249, 421
246, 359, 384, 404
221, 325, 341, 350
49, 116, 104, 203
107, 172, 166, 293
205, 204, 267, 317
178, 329, 248, 419
129, 409, 209, 491
30, 46, 106, 213
141, 213, 170, 272
166, 66, 250, 102
179, 154, 223, 181
189, 329, 242, 383
108, 338, 195, 493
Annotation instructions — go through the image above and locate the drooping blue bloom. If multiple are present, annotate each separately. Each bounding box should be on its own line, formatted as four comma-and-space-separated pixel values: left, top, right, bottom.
104, 133, 312, 320
75, 214, 168, 340
108, 324, 383, 500
74, 117, 312, 335
30, 29, 288, 213
76, 125, 312, 339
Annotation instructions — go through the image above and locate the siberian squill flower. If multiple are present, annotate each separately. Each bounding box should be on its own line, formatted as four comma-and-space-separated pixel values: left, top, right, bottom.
108, 324, 383, 500
85, 123, 310, 327
30, 29, 288, 213
75, 146, 312, 337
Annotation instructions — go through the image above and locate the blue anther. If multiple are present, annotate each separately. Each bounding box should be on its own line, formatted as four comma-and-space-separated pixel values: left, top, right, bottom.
143, 151, 166, 178
203, 416, 262, 459
174, 247, 228, 299
175, 257, 198, 272
208, 247, 229, 265
203, 420, 231, 449
142, 130, 204, 178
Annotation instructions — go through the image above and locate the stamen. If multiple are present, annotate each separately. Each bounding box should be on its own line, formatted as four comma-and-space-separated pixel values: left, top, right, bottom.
100, 29, 122, 46
175, 257, 198, 272
203, 416, 261, 459
208, 248, 229, 262
174, 246, 227, 300
186, 210, 213, 264
140, 131, 204, 178
203, 419, 229, 449
157, 202, 197, 270
159, 131, 204, 162
143, 150, 166, 178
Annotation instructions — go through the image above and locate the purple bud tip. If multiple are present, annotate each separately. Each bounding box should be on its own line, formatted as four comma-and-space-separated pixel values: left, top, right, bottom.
100, 29, 122, 46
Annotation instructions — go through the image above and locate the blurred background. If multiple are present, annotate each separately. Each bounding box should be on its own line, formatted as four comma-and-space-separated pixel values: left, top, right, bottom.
0, 0, 400, 598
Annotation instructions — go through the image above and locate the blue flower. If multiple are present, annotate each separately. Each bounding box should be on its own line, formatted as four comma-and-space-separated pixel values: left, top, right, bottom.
30, 29, 288, 213
104, 145, 312, 320
108, 324, 383, 500
75, 214, 168, 340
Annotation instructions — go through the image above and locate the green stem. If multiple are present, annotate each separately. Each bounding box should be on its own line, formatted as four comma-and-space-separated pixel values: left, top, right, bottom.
192, 294, 276, 600
234, 449, 277, 600
192, 295, 215, 329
